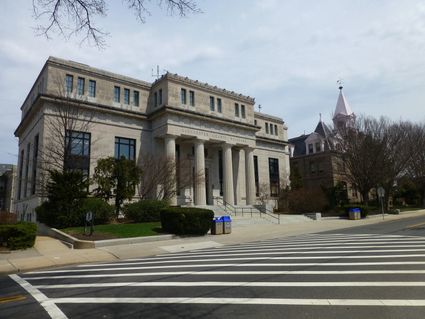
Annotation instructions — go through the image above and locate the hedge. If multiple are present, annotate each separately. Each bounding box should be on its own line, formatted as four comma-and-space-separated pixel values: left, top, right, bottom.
124, 200, 169, 222
0, 222, 37, 250
160, 207, 214, 235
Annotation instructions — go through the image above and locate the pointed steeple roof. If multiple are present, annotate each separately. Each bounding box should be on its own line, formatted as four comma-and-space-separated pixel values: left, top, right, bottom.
314, 120, 332, 138
333, 87, 353, 119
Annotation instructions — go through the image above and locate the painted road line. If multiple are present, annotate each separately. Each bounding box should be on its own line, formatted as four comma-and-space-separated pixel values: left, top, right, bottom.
108, 248, 425, 260
9, 274, 67, 319
23, 270, 425, 280
48, 297, 425, 306
164, 244, 425, 256
187, 241, 425, 252
33, 281, 425, 289
73, 254, 425, 269
0, 295, 26, 304
26, 261, 425, 275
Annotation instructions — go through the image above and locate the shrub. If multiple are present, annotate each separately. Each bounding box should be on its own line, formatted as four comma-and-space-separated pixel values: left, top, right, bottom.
81, 198, 114, 224
36, 201, 82, 229
124, 200, 169, 222
0, 222, 37, 250
160, 207, 214, 235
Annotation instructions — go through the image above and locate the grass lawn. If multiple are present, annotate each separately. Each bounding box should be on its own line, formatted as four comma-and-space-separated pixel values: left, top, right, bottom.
61, 222, 164, 240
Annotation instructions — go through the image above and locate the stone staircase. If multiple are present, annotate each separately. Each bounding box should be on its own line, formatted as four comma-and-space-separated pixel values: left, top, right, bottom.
198, 205, 313, 226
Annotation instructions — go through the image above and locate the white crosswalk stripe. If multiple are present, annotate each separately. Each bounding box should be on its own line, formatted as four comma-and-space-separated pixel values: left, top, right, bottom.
12, 232, 425, 319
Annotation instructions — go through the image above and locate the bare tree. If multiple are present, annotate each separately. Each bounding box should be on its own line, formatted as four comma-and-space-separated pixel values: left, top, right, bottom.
334, 115, 385, 206
139, 154, 203, 202
36, 75, 95, 197
406, 122, 425, 207
32, 0, 201, 48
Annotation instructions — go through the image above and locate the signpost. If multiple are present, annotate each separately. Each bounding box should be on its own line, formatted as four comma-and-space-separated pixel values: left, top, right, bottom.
84, 211, 94, 236
377, 187, 385, 220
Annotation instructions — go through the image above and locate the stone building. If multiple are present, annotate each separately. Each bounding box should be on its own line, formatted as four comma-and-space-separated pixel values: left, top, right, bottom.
288, 87, 359, 202
0, 164, 16, 213
14, 57, 290, 221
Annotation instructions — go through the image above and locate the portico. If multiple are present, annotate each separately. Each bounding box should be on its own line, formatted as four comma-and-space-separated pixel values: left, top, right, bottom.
161, 133, 257, 207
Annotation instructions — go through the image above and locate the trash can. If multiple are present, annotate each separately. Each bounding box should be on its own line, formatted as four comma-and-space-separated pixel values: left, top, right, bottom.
211, 217, 223, 235
222, 215, 232, 234
348, 208, 361, 220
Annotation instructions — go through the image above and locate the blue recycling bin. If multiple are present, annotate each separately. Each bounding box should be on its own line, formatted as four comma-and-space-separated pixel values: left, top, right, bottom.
221, 215, 232, 234
348, 208, 361, 220
211, 217, 223, 235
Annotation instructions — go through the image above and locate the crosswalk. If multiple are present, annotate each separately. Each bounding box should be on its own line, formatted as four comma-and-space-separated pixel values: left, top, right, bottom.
11, 232, 425, 318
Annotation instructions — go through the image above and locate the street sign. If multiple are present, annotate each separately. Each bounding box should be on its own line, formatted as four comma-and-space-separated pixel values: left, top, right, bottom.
377, 187, 385, 198
85, 211, 93, 222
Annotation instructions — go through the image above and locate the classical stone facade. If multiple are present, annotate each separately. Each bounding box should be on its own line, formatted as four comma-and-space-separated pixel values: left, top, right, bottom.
0, 164, 16, 213
14, 57, 290, 221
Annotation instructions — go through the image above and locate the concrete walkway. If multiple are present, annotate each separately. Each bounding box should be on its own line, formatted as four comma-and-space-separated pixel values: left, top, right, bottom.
1, 210, 425, 275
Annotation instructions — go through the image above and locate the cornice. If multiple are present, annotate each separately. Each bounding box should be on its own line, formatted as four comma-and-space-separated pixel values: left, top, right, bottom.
154, 73, 255, 104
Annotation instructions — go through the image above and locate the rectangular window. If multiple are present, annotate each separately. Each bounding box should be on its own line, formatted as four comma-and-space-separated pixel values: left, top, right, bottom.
308, 143, 314, 154
181, 88, 187, 104
31, 134, 39, 195
88, 80, 96, 97
176, 144, 180, 196
114, 86, 120, 103
77, 77, 85, 96
24, 143, 31, 198
133, 90, 139, 106
64, 130, 91, 178
254, 155, 259, 196
265, 123, 269, 134
217, 98, 222, 113
270, 124, 274, 135
124, 88, 130, 104
274, 124, 278, 135
115, 137, 136, 161
310, 161, 317, 174
154, 91, 158, 107
218, 150, 223, 196
209, 96, 215, 111
159, 89, 163, 105
268, 158, 280, 197
254, 119, 257, 126
189, 90, 195, 106
65, 74, 73, 94
315, 142, 321, 152
241, 104, 246, 118
235, 103, 240, 117
18, 150, 24, 200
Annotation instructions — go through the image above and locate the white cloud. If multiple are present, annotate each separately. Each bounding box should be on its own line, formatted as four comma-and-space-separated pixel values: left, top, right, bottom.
1, 0, 425, 162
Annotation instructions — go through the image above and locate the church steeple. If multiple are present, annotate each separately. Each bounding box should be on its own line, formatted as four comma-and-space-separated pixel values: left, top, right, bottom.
332, 84, 355, 129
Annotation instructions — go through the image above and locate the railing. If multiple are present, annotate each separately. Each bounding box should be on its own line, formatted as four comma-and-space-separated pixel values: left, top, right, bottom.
213, 197, 280, 224
257, 203, 281, 224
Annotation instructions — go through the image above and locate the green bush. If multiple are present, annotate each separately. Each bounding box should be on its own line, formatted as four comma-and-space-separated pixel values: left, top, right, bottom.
81, 198, 114, 224
36, 201, 83, 228
124, 200, 169, 222
160, 207, 214, 235
0, 222, 37, 250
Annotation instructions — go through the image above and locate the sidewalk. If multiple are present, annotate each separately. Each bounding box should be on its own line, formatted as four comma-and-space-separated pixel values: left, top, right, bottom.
1, 209, 425, 275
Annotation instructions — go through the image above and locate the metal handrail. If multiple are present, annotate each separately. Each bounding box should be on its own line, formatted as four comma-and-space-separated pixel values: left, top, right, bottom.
213, 197, 279, 223
257, 204, 281, 224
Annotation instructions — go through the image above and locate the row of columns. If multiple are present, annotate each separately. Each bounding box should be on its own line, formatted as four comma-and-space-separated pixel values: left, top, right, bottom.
164, 135, 256, 206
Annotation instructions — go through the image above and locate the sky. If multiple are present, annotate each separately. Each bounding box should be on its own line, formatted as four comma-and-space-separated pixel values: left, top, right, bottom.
1, 0, 425, 164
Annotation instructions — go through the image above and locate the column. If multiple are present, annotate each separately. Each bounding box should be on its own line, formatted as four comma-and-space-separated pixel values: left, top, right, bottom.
245, 147, 256, 205
194, 139, 206, 206
164, 135, 177, 206
222, 143, 234, 205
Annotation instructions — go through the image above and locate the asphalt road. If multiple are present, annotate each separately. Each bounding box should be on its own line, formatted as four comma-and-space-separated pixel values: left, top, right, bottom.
2, 214, 425, 319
